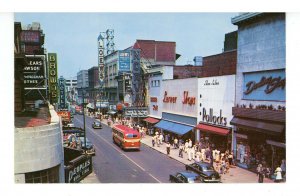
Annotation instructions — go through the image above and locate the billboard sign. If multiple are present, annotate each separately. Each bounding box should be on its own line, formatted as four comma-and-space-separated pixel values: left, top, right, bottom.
20, 30, 40, 43
48, 53, 58, 104
119, 51, 130, 72
124, 107, 148, 118
24, 55, 46, 89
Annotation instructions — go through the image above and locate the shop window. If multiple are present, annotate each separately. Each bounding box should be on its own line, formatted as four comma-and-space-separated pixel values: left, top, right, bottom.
25, 165, 60, 183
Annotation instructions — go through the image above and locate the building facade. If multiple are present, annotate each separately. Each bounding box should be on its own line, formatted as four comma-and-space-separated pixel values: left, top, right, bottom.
76, 70, 88, 105
15, 104, 65, 183
65, 76, 77, 104
230, 13, 286, 172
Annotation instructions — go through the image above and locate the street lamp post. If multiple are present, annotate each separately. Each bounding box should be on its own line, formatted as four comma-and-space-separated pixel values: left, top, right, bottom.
81, 88, 87, 154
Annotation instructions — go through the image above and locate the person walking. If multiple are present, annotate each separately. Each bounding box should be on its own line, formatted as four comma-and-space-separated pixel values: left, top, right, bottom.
159, 133, 164, 145
173, 137, 178, 149
184, 140, 189, 153
280, 159, 286, 180
179, 143, 184, 158
274, 165, 283, 183
152, 136, 156, 147
188, 139, 192, 148
256, 164, 264, 183
166, 142, 171, 155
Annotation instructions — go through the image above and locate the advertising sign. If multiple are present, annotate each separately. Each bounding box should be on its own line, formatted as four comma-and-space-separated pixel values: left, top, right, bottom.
124, 107, 148, 117
20, 30, 40, 43
23, 55, 46, 89
24, 45, 42, 55
98, 35, 105, 88
59, 78, 66, 109
243, 69, 286, 101
65, 155, 92, 183
57, 111, 71, 122
198, 75, 235, 127
119, 51, 130, 72
131, 49, 141, 105
48, 53, 58, 104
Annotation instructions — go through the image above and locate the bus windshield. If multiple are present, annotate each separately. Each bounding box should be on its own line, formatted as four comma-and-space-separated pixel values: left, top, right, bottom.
126, 133, 138, 138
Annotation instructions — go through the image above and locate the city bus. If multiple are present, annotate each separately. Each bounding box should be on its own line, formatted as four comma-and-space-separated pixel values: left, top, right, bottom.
112, 125, 141, 150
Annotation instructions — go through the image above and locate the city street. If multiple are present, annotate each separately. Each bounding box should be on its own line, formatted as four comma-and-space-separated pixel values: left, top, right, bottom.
73, 114, 186, 183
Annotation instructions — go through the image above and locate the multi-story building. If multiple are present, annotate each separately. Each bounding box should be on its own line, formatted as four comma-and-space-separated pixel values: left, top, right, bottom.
230, 13, 286, 172
14, 22, 65, 183
76, 70, 88, 105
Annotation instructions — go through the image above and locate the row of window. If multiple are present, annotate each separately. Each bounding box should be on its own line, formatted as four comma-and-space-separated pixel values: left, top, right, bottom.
25, 165, 60, 183
151, 80, 160, 87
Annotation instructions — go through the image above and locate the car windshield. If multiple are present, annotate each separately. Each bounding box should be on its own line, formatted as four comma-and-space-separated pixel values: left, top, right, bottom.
94, 122, 100, 125
126, 134, 138, 138
202, 165, 215, 171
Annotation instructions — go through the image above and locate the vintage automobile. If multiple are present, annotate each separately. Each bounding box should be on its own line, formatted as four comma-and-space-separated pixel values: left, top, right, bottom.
92, 120, 102, 129
185, 162, 221, 183
169, 171, 201, 183
78, 137, 96, 156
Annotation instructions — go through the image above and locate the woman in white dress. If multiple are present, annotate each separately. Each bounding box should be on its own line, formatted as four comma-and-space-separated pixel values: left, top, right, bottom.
274, 165, 283, 182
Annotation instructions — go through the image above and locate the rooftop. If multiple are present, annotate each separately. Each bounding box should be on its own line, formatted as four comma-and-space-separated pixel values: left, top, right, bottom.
15, 106, 50, 128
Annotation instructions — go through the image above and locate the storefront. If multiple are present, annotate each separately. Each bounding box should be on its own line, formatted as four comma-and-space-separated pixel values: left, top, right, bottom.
196, 75, 235, 152
231, 13, 286, 173
154, 78, 198, 143
143, 116, 160, 135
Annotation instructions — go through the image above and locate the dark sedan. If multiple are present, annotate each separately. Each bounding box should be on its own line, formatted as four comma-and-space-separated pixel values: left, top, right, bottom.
169, 171, 201, 183
92, 120, 102, 129
78, 137, 96, 156
185, 162, 221, 183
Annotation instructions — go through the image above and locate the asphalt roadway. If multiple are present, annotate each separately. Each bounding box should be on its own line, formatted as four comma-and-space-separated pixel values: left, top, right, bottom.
73, 114, 185, 183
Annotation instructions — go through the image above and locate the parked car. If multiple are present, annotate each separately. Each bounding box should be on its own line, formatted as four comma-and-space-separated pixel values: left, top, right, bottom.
185, 162, 221, 183
78, 137, 96, 156
169, 171, 201, 183
92, 120, 102, 129
66, 123, 75, 128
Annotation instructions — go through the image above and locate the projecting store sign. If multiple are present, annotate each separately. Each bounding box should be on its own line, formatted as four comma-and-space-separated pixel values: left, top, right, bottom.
59, 78, 66, 109
48, 53, 58, 104
124, 107, 148, 117
23, 56, 46, 88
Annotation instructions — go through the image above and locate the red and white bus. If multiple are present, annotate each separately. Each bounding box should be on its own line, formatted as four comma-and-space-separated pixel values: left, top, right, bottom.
112, 125, 141, 150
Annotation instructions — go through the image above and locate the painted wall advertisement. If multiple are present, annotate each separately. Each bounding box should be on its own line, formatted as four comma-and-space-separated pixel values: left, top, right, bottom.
119, 51, 130, 72
48, 53, 58, 104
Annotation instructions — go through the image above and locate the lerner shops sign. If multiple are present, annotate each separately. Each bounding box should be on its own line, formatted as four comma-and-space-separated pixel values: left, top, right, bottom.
163, 91, 196, 105
202, 108, 227, 126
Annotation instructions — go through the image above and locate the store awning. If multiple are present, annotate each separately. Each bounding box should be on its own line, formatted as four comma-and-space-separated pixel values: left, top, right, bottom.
230, 117, 284, 135
266, 140, 286, 148
107, 110, 117, 115
143, 117, 160, 124
86, 103, 94, 109
196, 123, 230, 136
154, 120, 193, 136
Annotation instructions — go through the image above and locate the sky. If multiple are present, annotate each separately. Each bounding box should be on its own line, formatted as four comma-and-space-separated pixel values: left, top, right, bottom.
15, 13, 238, 78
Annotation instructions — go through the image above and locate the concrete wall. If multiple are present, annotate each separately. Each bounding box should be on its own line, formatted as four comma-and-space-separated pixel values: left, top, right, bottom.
236, 14, 286, 108
14, 104, 65, 183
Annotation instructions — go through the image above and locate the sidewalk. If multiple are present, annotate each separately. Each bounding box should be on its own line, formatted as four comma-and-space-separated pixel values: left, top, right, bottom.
80, 171, 100, 183
97, 117, 274, 183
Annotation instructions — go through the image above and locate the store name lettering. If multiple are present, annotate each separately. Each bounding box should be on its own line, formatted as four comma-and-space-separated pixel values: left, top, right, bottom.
29, 60, 43, 66
244, 76, 286, 95
182, 91, 196, 105
68, 159, 91, 183
202, 108, 227, 126
150, 97, 158, 102
204, 79, 219, 86
153, 105, 158, 111
163, 91, 177, 103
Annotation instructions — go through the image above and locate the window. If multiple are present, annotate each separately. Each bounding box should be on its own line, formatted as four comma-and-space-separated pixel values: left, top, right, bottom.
25, 165, 60, 183
126, 134, 138, 138
151, 80, 160, 87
